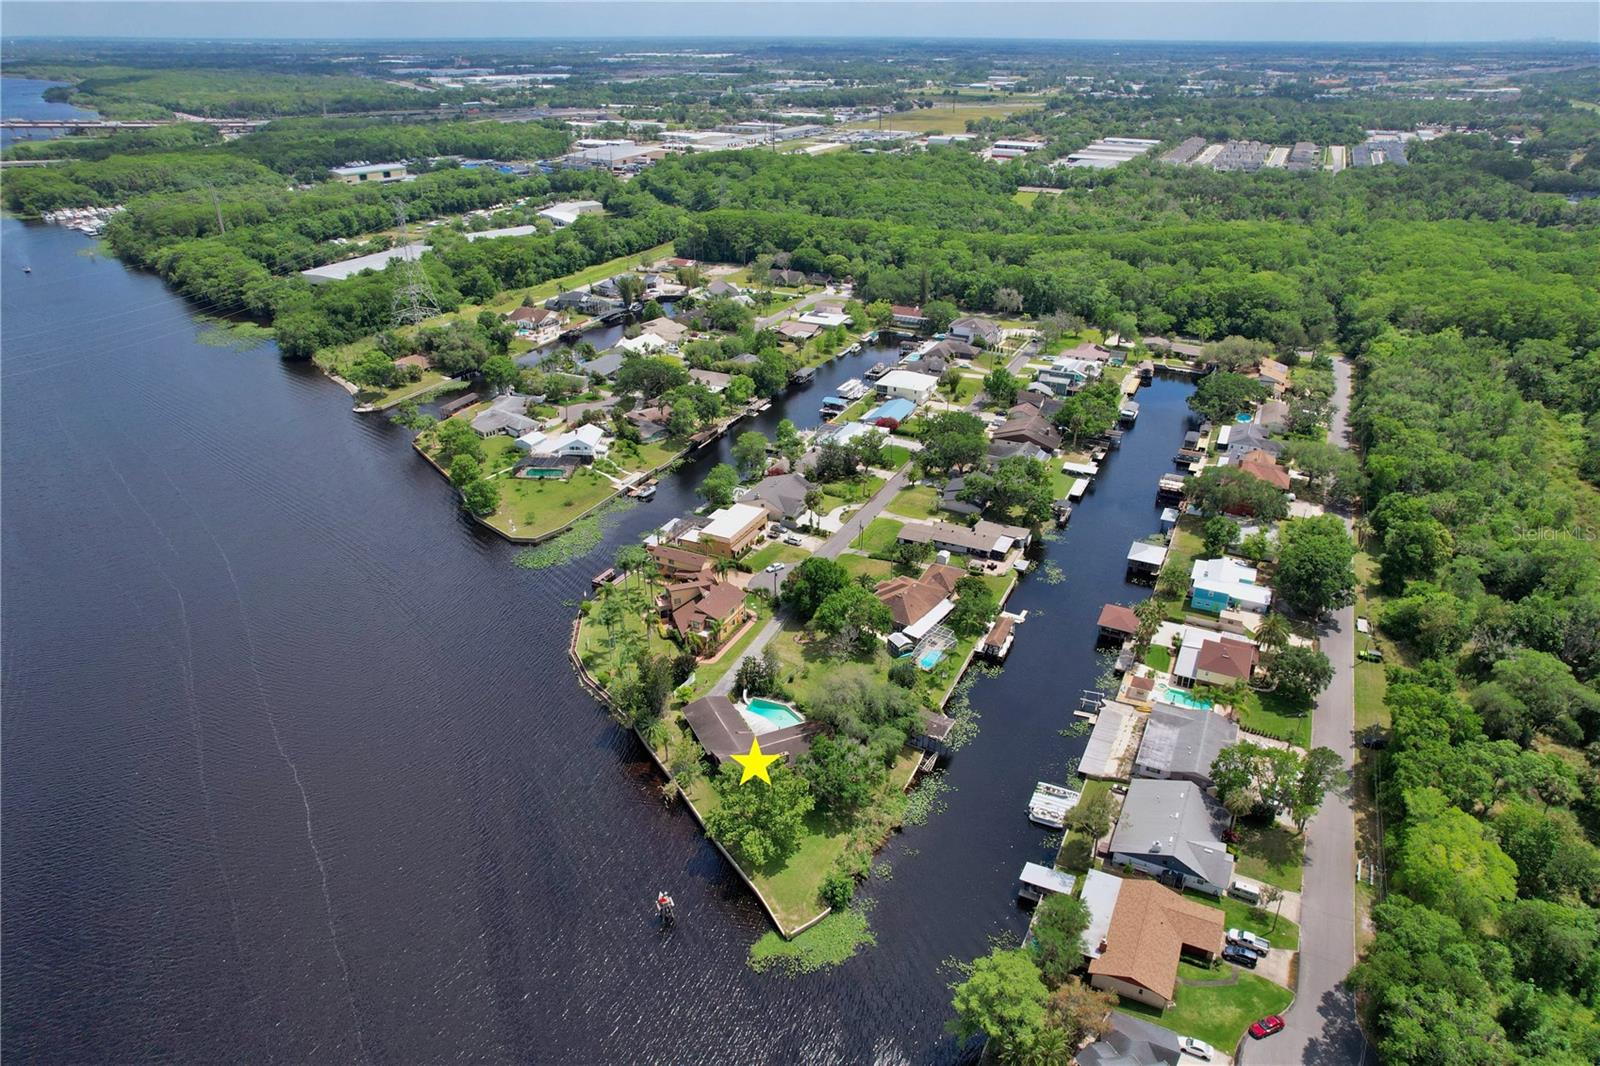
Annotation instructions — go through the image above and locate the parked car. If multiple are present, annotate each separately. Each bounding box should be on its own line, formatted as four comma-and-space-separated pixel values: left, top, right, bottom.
1179, 1036, 1215, 1060
1222, 945, 1259, 968
782, 533, 803, 545
1249, 1015, 1286, 1039
1227, 928, 1271, 954
764, 562, 787, 573
1228, 880, 1263, 905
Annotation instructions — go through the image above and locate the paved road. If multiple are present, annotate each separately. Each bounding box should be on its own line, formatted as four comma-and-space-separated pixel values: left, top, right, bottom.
710, 467, 910, 697
1243, 355, 1374, 1066
755, 288, 834, 331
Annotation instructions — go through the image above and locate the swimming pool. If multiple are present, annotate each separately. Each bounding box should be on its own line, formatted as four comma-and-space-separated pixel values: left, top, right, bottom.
1235, 412, 1253, 423
1160, 686, 1213, 711
742, 697, 805, 733
917, 648, 944, 671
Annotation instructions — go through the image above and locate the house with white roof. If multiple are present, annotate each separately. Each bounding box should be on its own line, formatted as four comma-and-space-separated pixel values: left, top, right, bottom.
690, 503, 769, 557
875, 369, 939, 404
615, 333, 668, 356
1190, 557, 1272, 614
543, 423, 609, 460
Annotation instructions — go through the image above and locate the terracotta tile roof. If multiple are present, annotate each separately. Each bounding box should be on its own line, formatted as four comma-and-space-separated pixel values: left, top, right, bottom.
1195, 636, 1258, 681
874, 576, 947, 628
1237, 450, 1291, 490
1098, 603, 1141, 634
1087, 879, 1224, 1002
670, 580, 746, 633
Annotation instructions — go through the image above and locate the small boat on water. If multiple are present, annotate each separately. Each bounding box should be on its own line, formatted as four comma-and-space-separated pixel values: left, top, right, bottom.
835, 378, 868, 400
864, 361, 889, 380
820, 396, 849, 418
1028, 782, 1082, 828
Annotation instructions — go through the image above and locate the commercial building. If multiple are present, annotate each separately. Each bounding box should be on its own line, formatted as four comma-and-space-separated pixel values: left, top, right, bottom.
690, 503, 768, 557
331, 162, 408, 184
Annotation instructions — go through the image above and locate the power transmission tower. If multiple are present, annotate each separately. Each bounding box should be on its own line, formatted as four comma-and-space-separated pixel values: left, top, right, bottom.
390, 199, 440, 328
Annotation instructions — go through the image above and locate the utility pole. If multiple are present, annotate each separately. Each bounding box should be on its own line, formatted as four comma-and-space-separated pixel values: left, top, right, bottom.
389, 199, 441, 328
209, 186, 226, 235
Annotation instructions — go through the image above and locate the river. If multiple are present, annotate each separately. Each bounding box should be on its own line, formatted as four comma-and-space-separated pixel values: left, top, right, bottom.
1, 140, 1195, 1066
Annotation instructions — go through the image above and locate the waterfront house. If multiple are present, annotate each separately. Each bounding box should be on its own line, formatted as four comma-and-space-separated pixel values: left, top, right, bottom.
577, 350, 626, 381
991, 414, 1061, 454
948, 316, 1002, 347
505, 305, 560, 342
705, 279, 742, 298
681, 695, 821, 764
1109, 779, 1235, 896
911, 710, 957, 755
648, 543, 714, 581
513, 430, 549, 454
861, 396, 916, 429
1253, 357, 1290, 394
1237, 448, 1292, 491
1224, 422, 1284, 463
1133, 703, 1239, 787
1036, 356, 1104, 396
1185, 635, 1259, 687
874, 575, 951, 631
875, 369, 939, 404
1086, 877, 1225, 1009
1189, 557, 1272, 614
798, 309, 851, 330
543, 424, 610, 460
689, 503, 768, 557
688, 368, 732, 394
890, 304, 928, 331
470, 395, 541, 438
777, 320, 820, 343
668, 580, 749, 644
898, 519, 1029, 560
738, 472, 816, 526
1077, 1012, 1192, 1066
615, 333, 669, 356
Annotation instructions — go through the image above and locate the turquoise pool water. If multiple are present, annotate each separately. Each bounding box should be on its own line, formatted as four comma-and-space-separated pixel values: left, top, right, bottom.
1235, 412, 1253, 423
745, 697, 804, 729
918, 648, 944, 670
1160, 686, 1213, 711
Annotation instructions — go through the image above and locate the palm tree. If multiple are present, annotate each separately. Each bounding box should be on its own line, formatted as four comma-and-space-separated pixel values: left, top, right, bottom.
1253, 613, 1292, 655
1134, 597, 1164, 650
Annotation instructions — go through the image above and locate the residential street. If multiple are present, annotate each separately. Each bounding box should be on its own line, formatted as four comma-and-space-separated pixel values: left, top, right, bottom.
710, 467, 909, 696
1242, 356, 1375, 1066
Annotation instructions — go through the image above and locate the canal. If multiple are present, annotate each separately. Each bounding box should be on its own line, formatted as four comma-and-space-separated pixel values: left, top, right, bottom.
1, 214, 1193, 1062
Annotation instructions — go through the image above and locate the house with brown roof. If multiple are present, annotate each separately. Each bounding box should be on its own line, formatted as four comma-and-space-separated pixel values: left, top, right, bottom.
991, 414, 1062, 454
681, 695, 822, 764
643, 317, 690, 344
1193, 635, 1259, 686
891, 304, 929, 332
1086, 878, 1224, 1009
875, 576, 951, 630
776, 320, 820, 343
505, 305, 560, 343
1253, 358, 1290, 394
648, 543, 714, 581
1097, 603, 1141, 640
1236, 448, 1292, 491
668, 580, 750, 645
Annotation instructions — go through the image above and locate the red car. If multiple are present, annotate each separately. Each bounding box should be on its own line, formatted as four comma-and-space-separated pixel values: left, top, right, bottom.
1249, 1015, 1286, 1039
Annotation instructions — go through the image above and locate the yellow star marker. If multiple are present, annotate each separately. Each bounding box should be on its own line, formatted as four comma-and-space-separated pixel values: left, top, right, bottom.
731, 737, 782, 785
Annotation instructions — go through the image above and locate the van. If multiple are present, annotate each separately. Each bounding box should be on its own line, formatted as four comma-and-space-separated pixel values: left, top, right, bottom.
1229, 880, 1263, 905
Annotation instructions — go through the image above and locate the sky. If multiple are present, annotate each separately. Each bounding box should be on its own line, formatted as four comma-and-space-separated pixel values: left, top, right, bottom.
1, 1, 1596, 44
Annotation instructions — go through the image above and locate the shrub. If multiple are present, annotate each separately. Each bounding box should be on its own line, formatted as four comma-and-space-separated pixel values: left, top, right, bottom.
820, 870, 855, 910
888, 659, 919, 688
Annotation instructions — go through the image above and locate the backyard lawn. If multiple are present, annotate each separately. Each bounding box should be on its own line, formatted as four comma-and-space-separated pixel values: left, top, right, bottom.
1058, 778, 1113, 874
767, 624, 891, 709
1143, 645, 1172, 672
819, 475, 887, 515
1190, 890, 1301, 951
353, 369, 456, 411
1230, 819, 1305, 892
887, 485, 942, 520
1120, 963, 1295, 1052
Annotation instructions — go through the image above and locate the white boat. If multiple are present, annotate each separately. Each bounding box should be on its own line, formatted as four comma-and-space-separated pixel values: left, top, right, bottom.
835, 378, 868, 400
1028, 781, 1082, 828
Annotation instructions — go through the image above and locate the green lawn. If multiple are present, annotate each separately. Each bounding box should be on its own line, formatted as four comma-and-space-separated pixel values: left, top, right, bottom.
878, 444, 913, 470
819, 475, 886, 514
845, 100, 1036, 133
1058, 778, 1112, 874
857, 517, 904, 556
1230, 820, 1305, 892
1189, 891, 1301, 951
887, 485, 942, 520
1236, 688, 1313, 748
1013, 189, 1040, 208
836, 554, 894, 582
1119, 965, 1295, 1051
767, 623, 890, 710
745, 542, 809, 573
1143, 645, 1172, 672
574, 585, 677, 679
354, 370, 455, 411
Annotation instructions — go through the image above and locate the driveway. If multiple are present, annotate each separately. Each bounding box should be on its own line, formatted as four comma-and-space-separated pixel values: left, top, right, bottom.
708, 466, 910, 697
1241, 355, 1374, 1066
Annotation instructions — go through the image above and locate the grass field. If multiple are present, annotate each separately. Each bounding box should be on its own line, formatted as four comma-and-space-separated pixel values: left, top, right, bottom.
1058, 778, 1113, 874
887, 485, 942, 520
857, 517, 904, 556
1237, 688, 1313, 748
745, 541, 809, 573
1120, 963, 1295, 1051
836, 554, 894, 582
846, 100, 1038, 134
1230, 820, 1305, 892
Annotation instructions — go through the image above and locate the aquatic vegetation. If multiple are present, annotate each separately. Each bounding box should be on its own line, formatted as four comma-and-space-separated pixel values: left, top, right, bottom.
748, 906, 876, 975
512, 498, 635, 570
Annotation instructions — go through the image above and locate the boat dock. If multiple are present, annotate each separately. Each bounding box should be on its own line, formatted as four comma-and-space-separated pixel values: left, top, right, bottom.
1028, 781, 1083, 828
